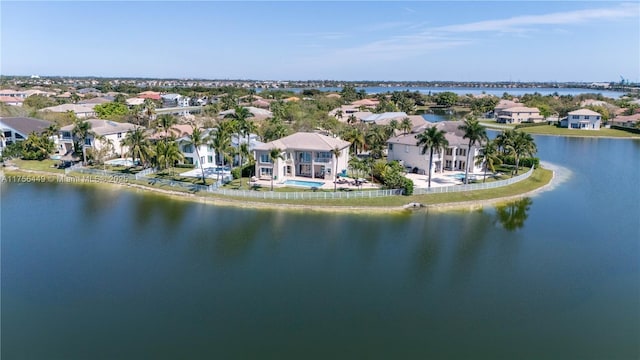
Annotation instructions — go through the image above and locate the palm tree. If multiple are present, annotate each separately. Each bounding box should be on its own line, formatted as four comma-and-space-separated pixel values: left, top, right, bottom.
224, 106, 253, 166
268, 147, 284, 191
121, 127, 153, 167
347, 114, 358, 124
72, 118, 93, 165
505, 131, 537, 176
155, 139, 184, 175
156, 114, 176, 142
495, 129, 516, 156
342, 127, 365, 155
143, 98, 156, 128
43, 123, 60, 138
331, 147, 342, 192
415, 127, 449, 188
185, 126, 209, 184
475, 140, 502, 183
210, 120, 233, 183
400, 117, 412, 135
335, 109, 343, 120
458, 116, 488, 184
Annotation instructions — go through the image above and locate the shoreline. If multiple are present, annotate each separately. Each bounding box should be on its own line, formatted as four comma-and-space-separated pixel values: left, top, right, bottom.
2, 164, 558, 214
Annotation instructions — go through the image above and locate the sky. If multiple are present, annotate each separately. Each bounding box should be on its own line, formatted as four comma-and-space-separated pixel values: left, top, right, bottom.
1, 1, 639, 82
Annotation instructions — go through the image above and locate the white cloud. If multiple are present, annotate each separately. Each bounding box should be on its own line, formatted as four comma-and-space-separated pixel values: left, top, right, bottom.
435, 3, 639, 33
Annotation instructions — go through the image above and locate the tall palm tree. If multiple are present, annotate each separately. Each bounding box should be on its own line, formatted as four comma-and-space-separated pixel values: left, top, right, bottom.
475, 140, 502, 183
400, 117, 413, 135
342, 127, 365, 155
156, 114, 177, 142
347, 114, 358, 124
505, 131, 537, 177
495, 129, 516, 156
43, 123, 60, 138
72, 118, 93, 165
185, 126, 209, 185
143, 98, 156, 128
268, 147, 284, 191
416, 126, 449, 188
210, 120, 233, 183
331, 147, 342, 192
335, 109, 343, 120
458, 117, 488, 184
226, 107, 254, 169
155, 139, 184, 175
121, 127, 153, 167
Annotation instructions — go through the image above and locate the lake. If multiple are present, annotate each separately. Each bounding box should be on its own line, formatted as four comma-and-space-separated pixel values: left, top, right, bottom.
2, 136, 639, 359
259, 86, 626, 99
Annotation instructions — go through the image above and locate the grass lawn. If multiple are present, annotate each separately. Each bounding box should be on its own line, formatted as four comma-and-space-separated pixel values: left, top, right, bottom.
8, 159, 65, 173
520, 125, 640, 138
150, 169, 218, 186
212, 167, 552, 207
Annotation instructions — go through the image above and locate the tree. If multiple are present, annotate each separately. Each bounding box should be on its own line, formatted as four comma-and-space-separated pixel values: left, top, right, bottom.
458, 116, 488, 184
185, 126, 208, 184
121, 127, 153, 167
335, 109, 343, 120
43, 123, 60, 138
400, 117, 412, 135
475, 140, 502, 183
434, 91, 458, 107
268, 147, 284, 191
224, 106, 254, 169
21, 132, 55, 160
210, 120, 233, 183
143, 98, 156, 128
94, 102, 129, 119
90, 135, 115, 169
156, 114, 177, 142
416, 126, 449, 188
156, 137, 184, 174
72, 118, 93, 164
505, 131, 537, 176
331, 147, 342, 192
340, 85, 358, 103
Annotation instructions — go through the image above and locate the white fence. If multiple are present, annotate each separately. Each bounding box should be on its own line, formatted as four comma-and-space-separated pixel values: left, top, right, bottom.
213, 188, 403, 200
65, 166, 534, 199
412, 167, 534, 195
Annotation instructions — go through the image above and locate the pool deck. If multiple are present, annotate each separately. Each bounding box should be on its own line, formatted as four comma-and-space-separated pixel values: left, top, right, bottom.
406, 170, 489, 188
250, 175, 380, 190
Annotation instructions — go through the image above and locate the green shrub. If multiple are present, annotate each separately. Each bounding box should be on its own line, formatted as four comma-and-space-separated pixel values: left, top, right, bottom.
175, 163, 195, 169
231, 167, 242, 180
514, 122, 548, 129
610, 125, 640, 134
500, 156, 539, 168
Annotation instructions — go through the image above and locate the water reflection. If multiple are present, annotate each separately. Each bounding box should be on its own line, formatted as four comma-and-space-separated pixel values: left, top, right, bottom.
495, 198, 533, 231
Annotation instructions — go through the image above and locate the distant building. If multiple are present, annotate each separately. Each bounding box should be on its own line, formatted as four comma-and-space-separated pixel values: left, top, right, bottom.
40, 104, 98, 119
161, 93, 190, 107
59, 119, 142, 157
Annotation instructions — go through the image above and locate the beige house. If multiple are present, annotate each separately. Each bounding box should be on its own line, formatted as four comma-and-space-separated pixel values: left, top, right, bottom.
59, 119, 141, 157
496, 106, 543, 124
40, 104, 98, 119
254, 132, 350, 181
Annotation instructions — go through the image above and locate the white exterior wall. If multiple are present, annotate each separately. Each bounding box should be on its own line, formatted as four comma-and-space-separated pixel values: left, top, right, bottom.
567, 114, 601, 130
388, 143, 483, 175
179, 142, 216, 167
255, 147, 349, 180
58, 131, 134, 158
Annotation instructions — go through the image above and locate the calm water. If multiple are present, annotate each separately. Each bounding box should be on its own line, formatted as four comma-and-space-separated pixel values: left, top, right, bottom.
260, 86, 625, 98
2, 137, 639, 359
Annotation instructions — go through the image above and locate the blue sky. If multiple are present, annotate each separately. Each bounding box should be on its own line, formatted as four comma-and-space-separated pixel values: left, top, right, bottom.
1, 1, 639, 82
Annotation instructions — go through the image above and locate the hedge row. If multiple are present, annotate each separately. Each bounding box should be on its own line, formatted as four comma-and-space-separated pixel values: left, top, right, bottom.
610, 125, 640, 134
514, 122, 549, 129
500, 156, 540, 168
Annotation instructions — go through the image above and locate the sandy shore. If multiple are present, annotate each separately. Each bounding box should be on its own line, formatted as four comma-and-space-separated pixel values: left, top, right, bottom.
2, 164, 558, 214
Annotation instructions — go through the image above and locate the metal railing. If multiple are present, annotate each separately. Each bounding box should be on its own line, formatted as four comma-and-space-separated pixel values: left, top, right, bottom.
212, 188, 403, 200
64, 165, 534, 199
412, 167, 534, 195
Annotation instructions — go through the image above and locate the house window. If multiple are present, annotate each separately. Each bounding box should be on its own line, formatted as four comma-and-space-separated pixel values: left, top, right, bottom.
117, 132, 122, 139
596, 116, 600, 120
182, 144, 194, 153
445, 148, 453, 156
260, 167, 273, 176
456, 148, 466, 157
572, 115, 579, 119
85, 138, 92, 146
207, 155, 213, 163
15, 133, 24, 139
315, 151, 332, 162
298, 152, 311, 163
584, 116, 590, 120
184, 157, 194, 164
260, 154, 271, 163
388, 143, 393, 151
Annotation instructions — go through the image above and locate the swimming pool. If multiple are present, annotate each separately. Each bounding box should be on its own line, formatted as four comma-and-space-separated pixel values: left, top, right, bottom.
283, 180, 325, 188
445, 173, 467, 180
105, 159, 135, 166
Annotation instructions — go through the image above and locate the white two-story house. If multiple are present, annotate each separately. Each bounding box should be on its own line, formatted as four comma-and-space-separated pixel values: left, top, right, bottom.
564, 109, 602, 130
175, 128, 217, 168
387, 121, 484, 176
253, 132, 350, 181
